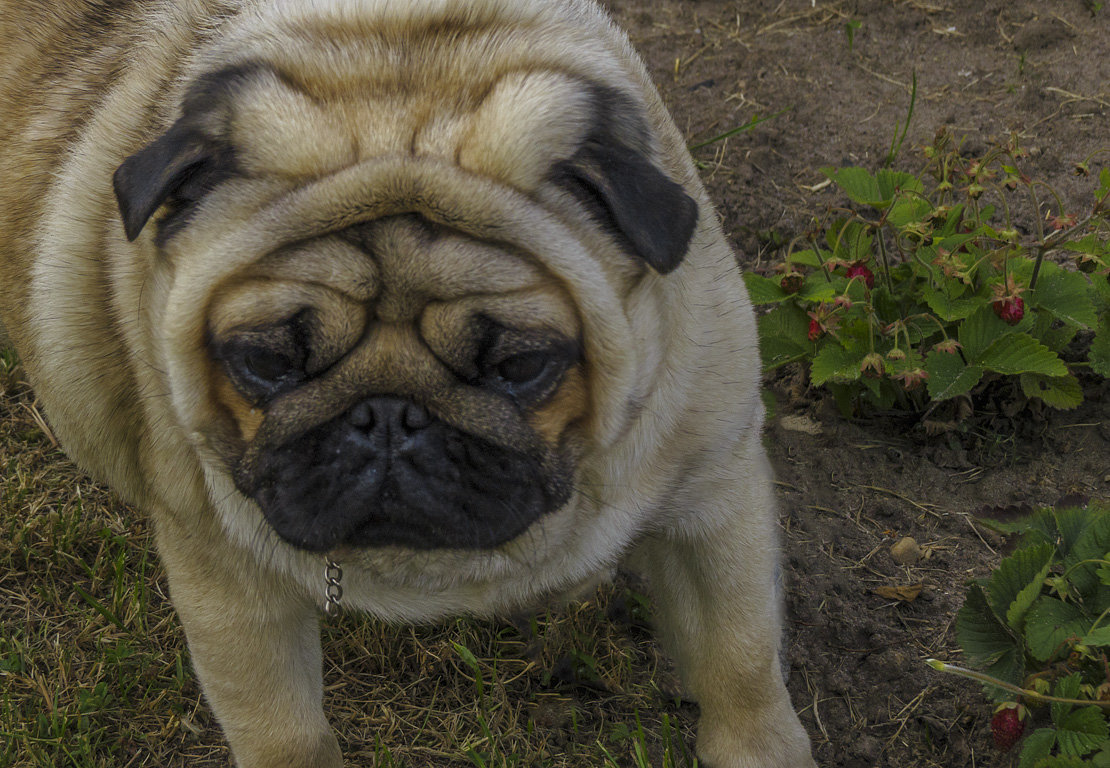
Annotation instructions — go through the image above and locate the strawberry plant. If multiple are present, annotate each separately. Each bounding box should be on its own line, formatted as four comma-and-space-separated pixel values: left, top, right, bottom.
929, 501, 1110, 766
746, 130, 1110, 416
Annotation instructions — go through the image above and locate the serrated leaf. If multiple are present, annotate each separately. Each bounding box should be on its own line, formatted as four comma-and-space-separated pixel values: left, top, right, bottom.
1053, 672, 1084, 725
798, 271, 844, 302
959, 304, 1024, 360
986, 543, 1055, 631
1091, 317, 1110, 378
758, 304, 810, 371
1025, 597, 1088, 661
1057, 707, 1108, 757
821, 166, 880, 207
922, 285, 980, 321
788, 249, 826, 269
1081, 626, 1110, 646
925, 350, 983, 400
1019, 728, 1057, 768
1093, 743, 1110, 768
1031, 266, 1098, 329
1020, 373, 1084, 409
1036, 757, 1093, 768
743, 272, 790, 305
1062, 504, 1110, 597
955, 584, 1023, 689
810, 342, 865, 385
979, 333, 1067, 377
876, 168, 924, 202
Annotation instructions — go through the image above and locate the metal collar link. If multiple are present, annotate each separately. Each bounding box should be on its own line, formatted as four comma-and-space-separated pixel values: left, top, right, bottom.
323, 558, 344, 617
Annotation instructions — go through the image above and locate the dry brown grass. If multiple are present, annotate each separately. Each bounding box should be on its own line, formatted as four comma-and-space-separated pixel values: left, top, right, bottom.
1, 350, 700, 768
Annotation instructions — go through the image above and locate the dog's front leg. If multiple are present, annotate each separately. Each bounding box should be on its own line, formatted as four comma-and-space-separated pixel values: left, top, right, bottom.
629, 453, 815, 768
154, 514, 342, 768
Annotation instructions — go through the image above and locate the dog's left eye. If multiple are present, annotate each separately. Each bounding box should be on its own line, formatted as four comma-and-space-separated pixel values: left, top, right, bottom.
481, 341, 575, 406
495, 351, 551, 384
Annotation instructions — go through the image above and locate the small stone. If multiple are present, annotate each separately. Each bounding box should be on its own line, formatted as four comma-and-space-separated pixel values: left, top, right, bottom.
891, 536, 921, 565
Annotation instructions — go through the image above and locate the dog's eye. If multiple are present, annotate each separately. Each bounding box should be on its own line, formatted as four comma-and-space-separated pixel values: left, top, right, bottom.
243, 348, 299, 383
495, 351, 551, 385
217, 322, 308, 401
481, 341, 576, 407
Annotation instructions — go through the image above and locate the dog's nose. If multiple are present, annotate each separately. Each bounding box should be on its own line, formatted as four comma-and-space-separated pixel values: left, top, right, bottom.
344, 397, 431, 434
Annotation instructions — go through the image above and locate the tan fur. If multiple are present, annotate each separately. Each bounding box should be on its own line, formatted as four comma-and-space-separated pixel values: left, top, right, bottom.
0, 1, 816, 766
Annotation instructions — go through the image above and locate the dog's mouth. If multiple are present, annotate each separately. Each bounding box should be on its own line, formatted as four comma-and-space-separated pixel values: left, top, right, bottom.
234, 397, 568, 552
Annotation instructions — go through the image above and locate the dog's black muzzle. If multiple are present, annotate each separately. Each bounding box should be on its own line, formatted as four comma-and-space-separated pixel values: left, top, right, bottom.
238, 396, 562, 552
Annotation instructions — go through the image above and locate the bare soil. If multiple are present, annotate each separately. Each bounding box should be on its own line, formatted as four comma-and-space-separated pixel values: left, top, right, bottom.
612, 0, 1110, 765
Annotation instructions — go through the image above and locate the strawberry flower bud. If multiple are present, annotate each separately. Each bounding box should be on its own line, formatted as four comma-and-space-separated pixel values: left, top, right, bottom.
860, 352, 884, 379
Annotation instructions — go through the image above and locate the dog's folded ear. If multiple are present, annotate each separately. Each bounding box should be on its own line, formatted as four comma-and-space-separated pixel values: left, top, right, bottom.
113, 67, 251, 242
553, 88, 699, 275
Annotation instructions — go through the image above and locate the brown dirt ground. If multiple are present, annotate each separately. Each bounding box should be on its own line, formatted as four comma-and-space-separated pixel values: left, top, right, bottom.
613, 0, 1109, 765
2, 1, 1108, 767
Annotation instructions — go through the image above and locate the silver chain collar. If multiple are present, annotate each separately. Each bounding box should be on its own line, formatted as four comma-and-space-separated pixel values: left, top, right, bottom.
323, 557, 344, 617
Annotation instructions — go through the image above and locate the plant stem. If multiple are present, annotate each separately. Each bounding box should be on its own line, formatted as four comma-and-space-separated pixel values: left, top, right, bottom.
925, 659, 1110, 710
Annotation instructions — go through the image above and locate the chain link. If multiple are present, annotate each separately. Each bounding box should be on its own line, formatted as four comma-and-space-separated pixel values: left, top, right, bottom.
323, 558, 343, 617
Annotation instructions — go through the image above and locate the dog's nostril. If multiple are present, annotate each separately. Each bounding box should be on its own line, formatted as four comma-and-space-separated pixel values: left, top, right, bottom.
346, 401, 374, 428
403, 403, 430, 431
345, 398, 431, 433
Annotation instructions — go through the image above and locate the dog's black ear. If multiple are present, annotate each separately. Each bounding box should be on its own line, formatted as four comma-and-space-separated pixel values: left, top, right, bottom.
554, 88, 699, 275
113, 66, 253, 242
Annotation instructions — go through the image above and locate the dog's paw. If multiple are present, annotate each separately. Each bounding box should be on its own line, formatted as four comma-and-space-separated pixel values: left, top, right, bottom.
696, 705, 817, 768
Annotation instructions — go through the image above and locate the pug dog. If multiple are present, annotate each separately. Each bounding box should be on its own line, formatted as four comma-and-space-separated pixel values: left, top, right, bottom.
0, 0, 816, 765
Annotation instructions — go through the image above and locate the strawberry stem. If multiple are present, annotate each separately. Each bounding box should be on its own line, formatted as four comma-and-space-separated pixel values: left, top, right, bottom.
925, 659, 1110, 710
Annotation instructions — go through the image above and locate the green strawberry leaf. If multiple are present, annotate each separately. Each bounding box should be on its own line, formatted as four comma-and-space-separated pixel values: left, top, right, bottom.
1025, 597, 1087, 662
985, 543, 1055, 632
1018, 727, 1057, 768
1090, 317, 1110, 378
1034, 757, 1094, 768
959, 304, 1026, 360
955, 584, 1023, 691
1081, 625, 1110, 646
820, 166, 922, 209
1062, 504, 1110, 597
1020, 373, 1083, 409
922, 285, 980, 322
978, 334, 1067, 377
758, 304, 810, 371
743, 272, 790, 305
1056, 706, 1108, 757
787, 249, 826, 269
1030, 265, 1098, 329
810, 342, 865, 385
925, 350, 983, 400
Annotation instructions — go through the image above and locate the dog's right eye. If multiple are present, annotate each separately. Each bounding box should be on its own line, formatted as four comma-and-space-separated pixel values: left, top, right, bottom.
243, 348, 300, 384
217, 323, 307, 401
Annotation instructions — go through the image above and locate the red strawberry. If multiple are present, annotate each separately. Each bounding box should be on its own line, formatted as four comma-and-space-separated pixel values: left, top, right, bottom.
992, 296, 1024, 325
781, 271, 805, 294
807, 318, 822, 341
990, 703, 1026, 752
845, 262, 875, 289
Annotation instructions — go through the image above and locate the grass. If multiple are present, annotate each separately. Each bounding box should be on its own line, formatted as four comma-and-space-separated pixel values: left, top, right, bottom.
0, 353, 700, 768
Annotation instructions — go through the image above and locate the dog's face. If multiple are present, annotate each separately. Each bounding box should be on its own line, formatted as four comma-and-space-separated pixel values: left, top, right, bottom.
206, 215, 587, 552
111, 57, 698, 555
